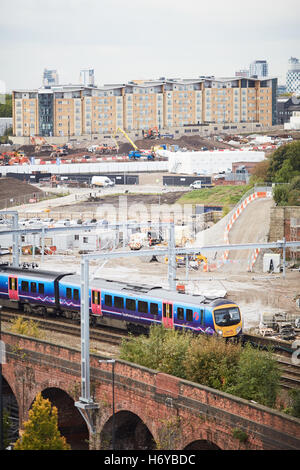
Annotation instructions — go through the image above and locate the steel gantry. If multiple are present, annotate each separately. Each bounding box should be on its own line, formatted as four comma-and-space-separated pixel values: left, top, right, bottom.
74, 230, 300, 433
1, 215, 300, 434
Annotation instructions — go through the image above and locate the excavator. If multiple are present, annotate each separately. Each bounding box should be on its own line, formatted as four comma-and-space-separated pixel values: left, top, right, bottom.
113, 127, 155, 160
164, 252, 208, 269
144, 127, 160, 139
0, 150, 30, 165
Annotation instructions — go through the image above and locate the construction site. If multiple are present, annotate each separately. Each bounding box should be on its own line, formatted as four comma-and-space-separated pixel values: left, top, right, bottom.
0, 174, 299, 340
0, 127, 299, 342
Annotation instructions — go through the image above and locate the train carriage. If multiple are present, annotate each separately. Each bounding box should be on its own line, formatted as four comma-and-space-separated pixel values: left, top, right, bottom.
0, 266, 243, 338
57, 275, 242, 338
0, 266, 70, 315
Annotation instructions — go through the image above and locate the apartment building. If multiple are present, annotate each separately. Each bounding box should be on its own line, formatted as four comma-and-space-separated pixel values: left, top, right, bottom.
249, 60, 268, 78
12, 76, 277, 137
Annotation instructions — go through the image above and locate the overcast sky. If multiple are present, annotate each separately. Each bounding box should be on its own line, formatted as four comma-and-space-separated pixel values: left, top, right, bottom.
1, 0, 299, 92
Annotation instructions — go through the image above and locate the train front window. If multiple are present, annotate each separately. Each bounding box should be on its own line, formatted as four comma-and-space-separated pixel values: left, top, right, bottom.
214, 307, 240, 326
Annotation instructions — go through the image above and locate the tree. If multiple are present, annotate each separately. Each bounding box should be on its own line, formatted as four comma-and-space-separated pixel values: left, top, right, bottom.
273, 184, 290, 206
226, 344, 280, 408
184, 335, 241, 391
14, 393, 70, 450
268, 141, 300, 182
120, 325, 190, 378
0, 94, 12, 117
250, 159, 270, 184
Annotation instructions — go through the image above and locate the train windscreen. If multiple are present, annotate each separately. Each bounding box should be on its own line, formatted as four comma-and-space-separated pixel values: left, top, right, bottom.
214, 307, 240, 327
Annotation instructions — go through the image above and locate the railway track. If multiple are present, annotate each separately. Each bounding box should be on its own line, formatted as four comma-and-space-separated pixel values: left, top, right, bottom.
1, 309, 126, 347
2, 309, 300, 391
277, 357, 300, 391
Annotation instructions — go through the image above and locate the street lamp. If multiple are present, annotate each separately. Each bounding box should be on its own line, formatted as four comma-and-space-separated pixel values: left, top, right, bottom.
99, 359, 115, 450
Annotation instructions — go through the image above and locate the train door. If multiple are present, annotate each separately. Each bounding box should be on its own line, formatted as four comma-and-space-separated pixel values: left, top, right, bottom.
91, 289, 102, 316
8, 276, 19, 301
162, 302, 173, 328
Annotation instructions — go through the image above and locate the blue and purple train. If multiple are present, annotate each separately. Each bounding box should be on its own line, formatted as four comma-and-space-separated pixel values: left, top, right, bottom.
0, 266, 243, 338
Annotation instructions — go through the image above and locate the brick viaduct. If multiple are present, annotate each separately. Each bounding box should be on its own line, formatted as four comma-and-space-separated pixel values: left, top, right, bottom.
2, 331, 300, 450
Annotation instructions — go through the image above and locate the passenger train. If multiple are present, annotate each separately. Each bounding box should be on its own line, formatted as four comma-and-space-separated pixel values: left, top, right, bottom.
0, 266, 243, 338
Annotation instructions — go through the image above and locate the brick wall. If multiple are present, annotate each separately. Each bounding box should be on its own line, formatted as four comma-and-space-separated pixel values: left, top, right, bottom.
2, 332, 300, 450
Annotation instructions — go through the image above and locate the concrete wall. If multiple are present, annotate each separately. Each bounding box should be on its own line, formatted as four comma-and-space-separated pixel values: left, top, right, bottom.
8, 124, 284, 146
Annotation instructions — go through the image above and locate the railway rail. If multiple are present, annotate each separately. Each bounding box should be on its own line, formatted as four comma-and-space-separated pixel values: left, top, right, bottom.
0, 309, 126, 347
277, 357, 300, 391
2, 309, 300, 391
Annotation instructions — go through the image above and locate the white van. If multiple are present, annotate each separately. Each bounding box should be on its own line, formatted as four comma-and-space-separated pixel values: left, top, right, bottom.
91, 176, 115, 188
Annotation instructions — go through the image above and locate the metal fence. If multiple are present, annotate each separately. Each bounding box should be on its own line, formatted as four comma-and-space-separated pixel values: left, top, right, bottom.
0, 191, 53, 211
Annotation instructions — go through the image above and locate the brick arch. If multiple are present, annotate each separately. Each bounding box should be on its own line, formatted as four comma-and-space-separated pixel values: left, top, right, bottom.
1, 373, 20, 443
39, 387, 89, 450
178, 415, 230, 451
99, 408, 156, 450
1, 369, 19, 411
183, 439, 221, 450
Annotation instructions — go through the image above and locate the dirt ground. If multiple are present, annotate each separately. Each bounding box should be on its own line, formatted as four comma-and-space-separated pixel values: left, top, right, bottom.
0, 177, 43, 200
13, 134, 239, 161
53, 191, 187, 213
1, 176, 299, 332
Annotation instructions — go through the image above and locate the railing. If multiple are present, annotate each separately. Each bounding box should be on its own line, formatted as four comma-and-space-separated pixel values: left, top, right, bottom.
0, 191, 52, 211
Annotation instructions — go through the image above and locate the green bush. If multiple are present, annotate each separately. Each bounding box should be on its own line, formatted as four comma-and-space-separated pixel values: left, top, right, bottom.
226, 344, 280, 408
183, 335, 241, 391
120, 327, 281, 409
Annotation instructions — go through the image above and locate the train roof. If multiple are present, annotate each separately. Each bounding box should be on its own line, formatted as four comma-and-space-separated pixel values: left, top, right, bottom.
61, 274, 228, 306
0, 266, 73, 281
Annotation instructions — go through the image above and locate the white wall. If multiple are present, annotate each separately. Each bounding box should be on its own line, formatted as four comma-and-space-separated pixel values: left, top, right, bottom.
0, 161, 168, 176
167, 150, 265, 174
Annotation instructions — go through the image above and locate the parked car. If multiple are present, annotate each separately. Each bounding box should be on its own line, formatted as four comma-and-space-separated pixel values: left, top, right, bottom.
53, 219, 71, 227
190, 180, 202, 190
42, 218, 54, 226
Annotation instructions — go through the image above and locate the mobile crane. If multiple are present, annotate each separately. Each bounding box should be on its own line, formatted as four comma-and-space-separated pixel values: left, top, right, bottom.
114, 127, 154, 160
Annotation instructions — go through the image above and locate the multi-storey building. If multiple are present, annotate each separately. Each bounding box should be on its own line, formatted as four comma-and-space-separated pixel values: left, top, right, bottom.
286, 57, 300, 94
43, 69, 59, 87
12, 76, 277, 137
249, 60, 268, 78
277, 96, 300, 125
80, 69, 95, 87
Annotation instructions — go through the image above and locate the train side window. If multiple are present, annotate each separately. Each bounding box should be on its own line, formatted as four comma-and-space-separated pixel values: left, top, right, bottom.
31, 282, 37, 293
138, 301, 148, 314
200, 309, 204, 325
150, 303, 158, 316
105, 294, 112, 307
186, 309, 193, 322
21, 281, 29, 292
114, 296, 124, 309
38, 283, 44, 294
74, 289, 79, 301
177, 307, 184, 320
126, 298, 136, 311
66, 287, 72, 299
